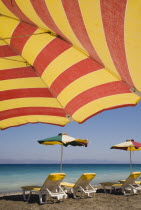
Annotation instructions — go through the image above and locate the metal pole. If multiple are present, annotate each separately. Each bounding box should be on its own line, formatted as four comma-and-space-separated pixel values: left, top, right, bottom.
130, 147, 132, 173
60, 144, 63, 173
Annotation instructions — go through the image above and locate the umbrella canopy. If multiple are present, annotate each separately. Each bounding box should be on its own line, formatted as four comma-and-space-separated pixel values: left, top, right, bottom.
38, 133, 88, 172
0, 1, 141, 130
111, 139, 141, 172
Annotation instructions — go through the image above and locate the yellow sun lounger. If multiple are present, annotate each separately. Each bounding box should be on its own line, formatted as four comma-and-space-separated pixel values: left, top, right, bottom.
21, 173, 67, 204
119, 180, 141, 185
100, 172, 141, 195
61, 173, 97, 198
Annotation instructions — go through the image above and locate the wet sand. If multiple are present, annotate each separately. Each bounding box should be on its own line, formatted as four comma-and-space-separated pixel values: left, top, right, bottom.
0, 189, 141, 210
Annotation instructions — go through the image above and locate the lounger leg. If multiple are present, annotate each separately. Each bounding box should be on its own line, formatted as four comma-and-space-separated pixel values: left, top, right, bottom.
110, 187, 115, 194
22, 189, 32, 201
39, 192, 48, 204
103, 186, 107, 193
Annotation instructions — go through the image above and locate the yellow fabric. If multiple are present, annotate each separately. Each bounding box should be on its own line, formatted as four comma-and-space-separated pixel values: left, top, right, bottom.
125, 0, 141, 91
21, 173, 66, 191
119, 180, 141, 185
100, 172, 141, 187
41, 141, 63, 145
75, 139, 88, 144
100, 182, 118, 186
21, 186, 41, 191
0, 98, 61, 111
48, 173, 66, 181
61, 182, 75, 188
57, 68, 119, 107
1, 1, 141, 129
126, 147, 141, 151
72, 93, 139, 123
112, 183, 123, 187
81, 173, 96, 180
78, 0, 120, 77
61, 173, 96, 188
22, 29, 55, 65
42, 47, 87, 87
130, 172, 141, 179
15, 0, 49, 30
45, 0, 86, 52
0, 115, 69, 130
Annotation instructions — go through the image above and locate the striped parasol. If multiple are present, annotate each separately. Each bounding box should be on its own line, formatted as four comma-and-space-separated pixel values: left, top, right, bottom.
38, 133, 88, 172
111, 139, 141, 172
0, 1, 141, 130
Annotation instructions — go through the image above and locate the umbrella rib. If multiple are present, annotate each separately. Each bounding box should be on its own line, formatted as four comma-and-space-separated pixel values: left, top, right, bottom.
0, 57, 29, 64
0, 32, 50, 40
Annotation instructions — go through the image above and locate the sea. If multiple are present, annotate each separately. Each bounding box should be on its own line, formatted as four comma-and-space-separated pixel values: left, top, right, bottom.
0, 164, 141, 193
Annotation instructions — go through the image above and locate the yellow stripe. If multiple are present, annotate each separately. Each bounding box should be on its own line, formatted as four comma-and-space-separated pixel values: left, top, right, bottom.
0, 2, 17, 19
41, 141, 62, 145
78, 0, 119, 77
0, 98, 61, 111
15, 0, 50, 30
45, 0, 86, 52
0, 115, 69, 129
126, 147, 141, 151
125, 0, 141, 91
0, 16, 19, 44
42, 47, 87, 86
72, 93, 139, 122
1, 78, 46, 91
22, 29, 55, 65
0, 56, 30, 70
57, 69, 119, 107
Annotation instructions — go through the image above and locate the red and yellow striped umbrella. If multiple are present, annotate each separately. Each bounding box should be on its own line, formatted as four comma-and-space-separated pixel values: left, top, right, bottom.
0, 1, 141, 129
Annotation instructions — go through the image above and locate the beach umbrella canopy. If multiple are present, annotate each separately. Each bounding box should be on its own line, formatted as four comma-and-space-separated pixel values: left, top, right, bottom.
111, 139, 141, 172
38, 133, 88, 172
1, 1, 141, 130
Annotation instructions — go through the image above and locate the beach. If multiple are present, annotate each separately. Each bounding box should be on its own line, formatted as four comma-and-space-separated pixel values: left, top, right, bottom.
1, 190, 141, 210
1, 164, 141, 209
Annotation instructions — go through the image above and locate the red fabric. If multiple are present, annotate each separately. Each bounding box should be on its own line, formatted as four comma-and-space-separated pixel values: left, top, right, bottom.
132, 140, 141, 149
100, 0, 134, 86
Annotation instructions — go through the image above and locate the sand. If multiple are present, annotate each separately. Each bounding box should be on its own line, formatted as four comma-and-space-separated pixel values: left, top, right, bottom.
0, 189, 141, 210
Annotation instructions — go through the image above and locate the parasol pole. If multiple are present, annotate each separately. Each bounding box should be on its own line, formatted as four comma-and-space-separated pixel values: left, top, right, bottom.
60, 144, 63, 172
130, 146, 132, 173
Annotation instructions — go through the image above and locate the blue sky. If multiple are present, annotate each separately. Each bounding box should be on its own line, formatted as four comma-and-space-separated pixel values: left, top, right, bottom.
1, 101, 141, 164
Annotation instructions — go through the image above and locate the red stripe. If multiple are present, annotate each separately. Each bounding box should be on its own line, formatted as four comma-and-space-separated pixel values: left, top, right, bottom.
2, 0, 34, 25
51, 58, 102, 96
10, 22, 37, 54
61, 0, 103, 65
0, 66, 38, 80
0, 107, 66, 120
0, 45, 17, 57
30, 0, 71, 43
100, 0, 134, 86
65, 81, 131, 115
0, 88, 53, 101
132, 141, 141, 148
33, 38, 71, 75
